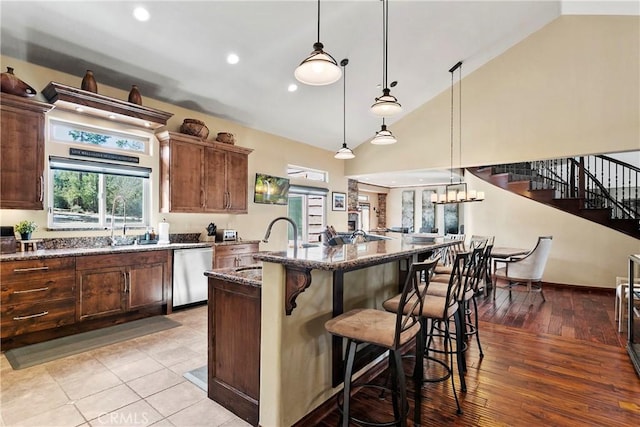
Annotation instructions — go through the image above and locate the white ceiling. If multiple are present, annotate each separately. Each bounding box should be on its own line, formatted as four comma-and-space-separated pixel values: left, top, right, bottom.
1, 1, 636, 188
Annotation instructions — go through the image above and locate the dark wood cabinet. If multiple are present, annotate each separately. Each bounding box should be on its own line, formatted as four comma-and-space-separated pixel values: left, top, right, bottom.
0, 257, 76, 338
157, 131, 252, 213
208, 276, 261, 426
214, 242, 259, 269
0, 94, 54, 210
76, 250, 169, 321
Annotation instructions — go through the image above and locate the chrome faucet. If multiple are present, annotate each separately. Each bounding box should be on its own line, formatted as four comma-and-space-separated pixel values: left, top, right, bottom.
110, 195, 126, 246
263, 216, 298, 256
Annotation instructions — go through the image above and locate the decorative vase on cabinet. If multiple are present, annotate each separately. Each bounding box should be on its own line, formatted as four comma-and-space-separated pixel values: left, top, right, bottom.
0, 67, 36, 97
81, 70, 97, 93
128, 85, 142, 105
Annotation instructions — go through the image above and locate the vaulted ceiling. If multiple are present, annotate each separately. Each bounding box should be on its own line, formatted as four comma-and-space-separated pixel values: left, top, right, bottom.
1, 1, 634, 187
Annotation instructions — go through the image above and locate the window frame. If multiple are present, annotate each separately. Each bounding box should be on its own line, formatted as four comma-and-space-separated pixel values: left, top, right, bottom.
47, 156, 151, 230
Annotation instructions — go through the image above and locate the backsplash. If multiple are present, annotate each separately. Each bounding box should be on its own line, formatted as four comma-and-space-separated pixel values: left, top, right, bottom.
38, 233, 202, 250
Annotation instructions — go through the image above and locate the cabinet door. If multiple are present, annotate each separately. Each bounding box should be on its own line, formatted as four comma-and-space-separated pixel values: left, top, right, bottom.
77, 267, 126, 320
204, 147, 227, 211
169, 140, 205, 212
128, 262, 166, 309
225, 151, 249, 212
237, 253, 258, 267
0, 100, 46, 209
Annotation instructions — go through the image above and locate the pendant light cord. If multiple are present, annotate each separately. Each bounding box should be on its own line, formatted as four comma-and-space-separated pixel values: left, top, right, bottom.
343, 61, 346, 143
459, 63, 463, 183
383, 0, 389, 89
316, 0, 321, 43
450, 68, 454, 184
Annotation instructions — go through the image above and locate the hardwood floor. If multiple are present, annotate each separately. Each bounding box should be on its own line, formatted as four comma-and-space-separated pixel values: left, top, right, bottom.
314, 283, 640, 426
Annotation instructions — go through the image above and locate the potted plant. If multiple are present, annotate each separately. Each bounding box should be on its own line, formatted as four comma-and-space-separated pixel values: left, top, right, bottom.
15, 220, 37, 241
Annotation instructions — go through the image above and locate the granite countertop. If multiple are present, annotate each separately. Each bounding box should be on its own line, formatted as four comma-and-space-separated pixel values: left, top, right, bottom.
205, 263, 262, 287
253, 236, 453, 271
0, 242, 213, 261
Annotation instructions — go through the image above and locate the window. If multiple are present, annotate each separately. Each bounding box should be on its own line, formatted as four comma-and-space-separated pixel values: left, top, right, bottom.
48, 157, 150, 229
288, 185, 328, 244
287, 165, 328, 183
50, 119, 150, 154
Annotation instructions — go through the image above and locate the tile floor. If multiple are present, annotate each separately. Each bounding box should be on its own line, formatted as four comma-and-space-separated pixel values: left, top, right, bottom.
0, 306, 251, 427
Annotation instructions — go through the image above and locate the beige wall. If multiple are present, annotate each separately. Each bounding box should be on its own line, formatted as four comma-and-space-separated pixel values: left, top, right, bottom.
347, 15, 640, 175
0, 56, 350, 250
350, 16, 640, 287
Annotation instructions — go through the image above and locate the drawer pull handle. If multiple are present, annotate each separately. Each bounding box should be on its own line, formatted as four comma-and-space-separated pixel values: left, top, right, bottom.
13, 266, 49, 272
13, 311, 49, 320
13, 287, 49, 294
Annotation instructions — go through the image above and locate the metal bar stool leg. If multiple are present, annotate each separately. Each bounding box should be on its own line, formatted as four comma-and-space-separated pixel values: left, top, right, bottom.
341, 339, 357, 427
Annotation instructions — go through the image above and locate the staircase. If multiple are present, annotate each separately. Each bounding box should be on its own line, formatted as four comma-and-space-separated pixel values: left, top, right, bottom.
470, 155, 640, 239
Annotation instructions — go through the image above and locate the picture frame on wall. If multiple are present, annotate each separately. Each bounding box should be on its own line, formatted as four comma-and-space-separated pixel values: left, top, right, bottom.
332, 192, 346, 211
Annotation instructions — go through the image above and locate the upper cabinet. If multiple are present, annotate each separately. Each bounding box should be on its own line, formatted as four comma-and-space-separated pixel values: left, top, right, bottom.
42, 82, 173, 129
0, 94, 54, 210
157, 131, 253, 214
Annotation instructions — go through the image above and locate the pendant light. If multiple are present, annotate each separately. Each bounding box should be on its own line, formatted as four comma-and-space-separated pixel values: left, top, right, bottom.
432, 61, 484, 204
371, 118, 397, 145
370, 0, 402, 117
294, 0, 342, 86
335, 59, 355, 160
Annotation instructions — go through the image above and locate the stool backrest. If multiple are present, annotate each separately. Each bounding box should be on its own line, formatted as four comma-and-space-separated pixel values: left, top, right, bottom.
393, 257, 439, 347
441, 252, 471, 317
460, 247, 484, 300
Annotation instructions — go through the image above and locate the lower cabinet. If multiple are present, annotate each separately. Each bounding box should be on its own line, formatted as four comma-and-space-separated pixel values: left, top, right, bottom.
208, 276, 261, 426
214, 242, 259, 269
0, 257, 76, 338
76, 250, 169, 321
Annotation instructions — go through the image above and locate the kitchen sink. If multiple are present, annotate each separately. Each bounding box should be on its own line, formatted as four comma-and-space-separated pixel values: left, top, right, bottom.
235, 265, 262, 272
110, 236, 137, 246
233, 265, 262, 281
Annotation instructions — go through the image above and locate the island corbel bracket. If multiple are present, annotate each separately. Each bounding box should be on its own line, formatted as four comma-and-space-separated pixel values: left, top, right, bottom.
285, 266, 313, 315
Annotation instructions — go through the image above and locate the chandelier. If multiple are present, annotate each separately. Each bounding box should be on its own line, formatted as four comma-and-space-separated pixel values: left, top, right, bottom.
431, 61, 484, 204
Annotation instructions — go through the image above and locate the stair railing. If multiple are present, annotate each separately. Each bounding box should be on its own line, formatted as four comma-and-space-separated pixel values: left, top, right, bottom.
492, 154, 639, 222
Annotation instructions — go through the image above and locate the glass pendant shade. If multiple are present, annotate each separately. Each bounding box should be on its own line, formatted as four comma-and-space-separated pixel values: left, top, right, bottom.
371, 123, 397, 145
295, 42, 342, 86
335, 143, 355, 159
370, 88, 402, 117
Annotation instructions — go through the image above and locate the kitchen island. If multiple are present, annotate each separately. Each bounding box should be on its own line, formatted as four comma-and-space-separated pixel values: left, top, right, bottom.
205, 235, 454, 426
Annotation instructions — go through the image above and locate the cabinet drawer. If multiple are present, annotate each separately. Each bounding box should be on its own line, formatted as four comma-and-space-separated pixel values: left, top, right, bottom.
215, 243, 258, 257
1, 298, 76, 338
1, 270, 75, 305
1, 257, 75, 283
76, 250, 169, 270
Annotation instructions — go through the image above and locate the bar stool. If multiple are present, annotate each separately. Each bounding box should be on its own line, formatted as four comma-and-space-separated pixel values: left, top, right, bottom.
383, 253, 469, 416
325, 258, 438, 427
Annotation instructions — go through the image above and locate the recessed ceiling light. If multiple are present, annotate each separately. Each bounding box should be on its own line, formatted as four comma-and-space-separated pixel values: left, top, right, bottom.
75, 107, 84, 112
287, 84, 298, 92
226, 53, 239, 65
133, 7, 150, 22
108, 114, 117, 120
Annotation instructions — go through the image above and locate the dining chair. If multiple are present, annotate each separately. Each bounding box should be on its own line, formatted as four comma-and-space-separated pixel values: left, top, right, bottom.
493, 236, 553, 301
325, 258, 439, 427
615, 275, 640, 332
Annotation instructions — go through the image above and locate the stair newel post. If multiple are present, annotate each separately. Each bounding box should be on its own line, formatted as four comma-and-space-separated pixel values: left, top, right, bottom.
578, 157, 586, 207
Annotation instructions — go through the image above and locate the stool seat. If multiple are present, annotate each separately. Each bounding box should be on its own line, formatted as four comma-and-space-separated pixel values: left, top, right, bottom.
325, 308, 420, 349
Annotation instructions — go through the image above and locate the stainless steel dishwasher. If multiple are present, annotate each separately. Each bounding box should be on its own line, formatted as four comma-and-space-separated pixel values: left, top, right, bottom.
172, 246, 214, 308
